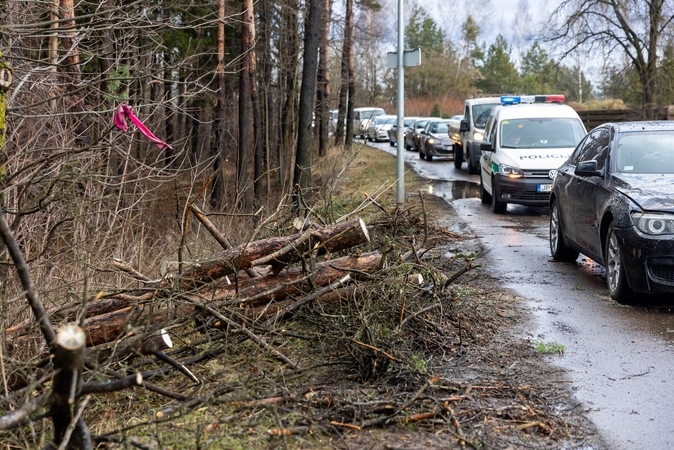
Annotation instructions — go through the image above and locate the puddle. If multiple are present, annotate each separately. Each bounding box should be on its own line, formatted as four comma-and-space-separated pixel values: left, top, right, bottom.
427, 180, 481, 200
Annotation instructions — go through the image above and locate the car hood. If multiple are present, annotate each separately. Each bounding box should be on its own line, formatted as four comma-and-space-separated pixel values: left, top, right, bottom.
496, 147, 575, 170
611, 173, 674, 211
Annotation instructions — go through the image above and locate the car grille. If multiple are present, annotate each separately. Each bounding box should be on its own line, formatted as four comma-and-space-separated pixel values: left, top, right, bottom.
648, 263, 674, 282
500, 186, 549, 202
523, 170, 551, 178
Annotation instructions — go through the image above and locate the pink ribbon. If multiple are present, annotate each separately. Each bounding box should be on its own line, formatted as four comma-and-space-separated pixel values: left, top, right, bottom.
114, 104, 173, 150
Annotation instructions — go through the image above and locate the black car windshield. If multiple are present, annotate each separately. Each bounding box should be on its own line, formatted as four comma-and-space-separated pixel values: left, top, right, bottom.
616, 131, 674, 173
471, 104, 499, 128
404, 119, 415, 126
416, 120, 429, 129
499, 118, 586, 149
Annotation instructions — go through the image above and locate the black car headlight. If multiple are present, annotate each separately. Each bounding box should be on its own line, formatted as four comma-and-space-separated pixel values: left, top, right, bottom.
631, 212, 674, 235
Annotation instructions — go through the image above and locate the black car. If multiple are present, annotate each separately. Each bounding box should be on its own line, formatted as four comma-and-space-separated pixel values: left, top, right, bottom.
549, 122, 674, 302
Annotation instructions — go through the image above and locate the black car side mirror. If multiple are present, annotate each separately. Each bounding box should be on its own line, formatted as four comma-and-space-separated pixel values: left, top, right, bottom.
575, 160, 602, 177
459, 119, 469, 132
480, 141, 494, 152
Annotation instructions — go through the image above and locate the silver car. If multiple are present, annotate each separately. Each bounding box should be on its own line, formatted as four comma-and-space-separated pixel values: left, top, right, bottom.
366, 115, 397, 142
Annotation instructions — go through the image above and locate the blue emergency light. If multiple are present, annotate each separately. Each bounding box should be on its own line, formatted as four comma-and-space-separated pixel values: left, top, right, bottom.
501, 95, 565, 105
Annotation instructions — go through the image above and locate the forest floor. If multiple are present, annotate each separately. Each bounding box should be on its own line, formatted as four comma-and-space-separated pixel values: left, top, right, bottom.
7, 145, 605, 449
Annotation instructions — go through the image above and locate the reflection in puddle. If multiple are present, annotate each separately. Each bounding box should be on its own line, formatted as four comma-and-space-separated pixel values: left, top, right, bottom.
428, 180, 481, 200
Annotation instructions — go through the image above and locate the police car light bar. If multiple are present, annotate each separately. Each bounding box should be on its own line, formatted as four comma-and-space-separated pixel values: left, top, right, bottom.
500, 95, 565, 105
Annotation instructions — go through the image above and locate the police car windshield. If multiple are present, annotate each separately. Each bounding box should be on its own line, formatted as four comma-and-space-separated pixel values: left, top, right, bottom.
499, 118, 586, 149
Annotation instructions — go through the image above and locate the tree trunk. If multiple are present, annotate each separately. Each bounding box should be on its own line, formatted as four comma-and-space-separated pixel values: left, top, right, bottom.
59, 0, 90, 146
238, 0, 254, 203
293, 0, 324, 190
248, 1, 264, 208
280, 0, 300, 192
335, 0, 354, 147
316, 0, 333, 157
211, 0, 227, 209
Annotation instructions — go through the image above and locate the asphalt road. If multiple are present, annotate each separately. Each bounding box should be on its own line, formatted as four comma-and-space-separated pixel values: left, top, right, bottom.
368, 137, 674, 449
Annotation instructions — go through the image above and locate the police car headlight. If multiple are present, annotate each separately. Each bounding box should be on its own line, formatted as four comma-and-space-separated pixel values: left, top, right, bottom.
473, 131, 484, 141
631, 212, 674, 235
499, 164, 524, 179
427, 138, 435, 144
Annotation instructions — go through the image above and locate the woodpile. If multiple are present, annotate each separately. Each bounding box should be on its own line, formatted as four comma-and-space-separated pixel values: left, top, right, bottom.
4, 216, 378, 370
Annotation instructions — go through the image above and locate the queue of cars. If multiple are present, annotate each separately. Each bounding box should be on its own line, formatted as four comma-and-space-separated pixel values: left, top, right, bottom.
355, 97, 674, 302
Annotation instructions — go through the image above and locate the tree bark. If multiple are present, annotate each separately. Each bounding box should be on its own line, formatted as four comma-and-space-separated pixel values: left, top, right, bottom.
50, 324, 86, 449
249, 1, 264, 208
293, 0, 324, 190
335, 0, 354, 147
237, 3, 252, 202
280, 0, 300, 192
316, 0, 333, 157
210, 0, 227, 209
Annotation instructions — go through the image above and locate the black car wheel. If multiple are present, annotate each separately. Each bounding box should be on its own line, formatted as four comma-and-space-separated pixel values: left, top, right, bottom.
418, 146, 425, 160
453, 144, 463, 169
467, 150, 478, 175
491, 178, 507, 214
480, 170, 491, 204
389, 139, 395, 147
550, 200, 579, 262
426, 150, 433, 162
605, 223, 634, 302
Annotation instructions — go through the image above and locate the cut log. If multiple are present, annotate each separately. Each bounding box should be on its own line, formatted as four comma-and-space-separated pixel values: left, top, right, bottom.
8, 253, 381, 353
178, 218, 369, 287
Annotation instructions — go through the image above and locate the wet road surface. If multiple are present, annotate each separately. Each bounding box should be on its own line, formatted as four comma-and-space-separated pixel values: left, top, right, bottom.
369, 138, 674, 449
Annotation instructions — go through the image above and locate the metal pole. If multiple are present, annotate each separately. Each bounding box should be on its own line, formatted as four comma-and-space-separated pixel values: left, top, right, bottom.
396, 0, 404, 204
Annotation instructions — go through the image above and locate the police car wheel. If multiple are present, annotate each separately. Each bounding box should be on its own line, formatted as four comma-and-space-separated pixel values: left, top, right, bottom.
490, 178, 507, 214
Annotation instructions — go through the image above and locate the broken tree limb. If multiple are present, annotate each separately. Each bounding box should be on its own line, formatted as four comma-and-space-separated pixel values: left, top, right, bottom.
178, 218, 369, 287
261, 274, 351, 327
188, 204, 260, 279
0, 392, 50, 431
183, 297, 300, 370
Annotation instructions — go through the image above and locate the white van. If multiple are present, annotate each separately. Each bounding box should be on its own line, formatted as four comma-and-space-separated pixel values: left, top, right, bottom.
353, 107, 385, 138
479, 95, 587, 213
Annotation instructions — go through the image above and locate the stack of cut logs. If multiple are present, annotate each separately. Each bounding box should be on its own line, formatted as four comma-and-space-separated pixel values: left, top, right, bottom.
5, 217, 378, 363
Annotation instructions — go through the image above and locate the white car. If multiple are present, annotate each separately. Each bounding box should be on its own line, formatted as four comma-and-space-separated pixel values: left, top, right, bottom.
479, 95, 587, 214
366, 115, 397, 142
353, 107, 385, 138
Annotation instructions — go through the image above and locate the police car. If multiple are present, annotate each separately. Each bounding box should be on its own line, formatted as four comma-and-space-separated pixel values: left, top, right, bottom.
478, 95, 587, 213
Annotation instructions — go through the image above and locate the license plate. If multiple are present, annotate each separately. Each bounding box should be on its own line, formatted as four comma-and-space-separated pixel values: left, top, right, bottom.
537, 184, 552, 193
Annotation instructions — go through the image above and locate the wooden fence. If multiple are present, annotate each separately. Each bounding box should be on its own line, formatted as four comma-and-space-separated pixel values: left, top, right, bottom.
575, 107, 673, 130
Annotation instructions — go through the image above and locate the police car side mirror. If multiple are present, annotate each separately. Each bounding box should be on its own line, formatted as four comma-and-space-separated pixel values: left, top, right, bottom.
459, 119, 469, 132
574, 160, 602, 177
480, 141, 494, 152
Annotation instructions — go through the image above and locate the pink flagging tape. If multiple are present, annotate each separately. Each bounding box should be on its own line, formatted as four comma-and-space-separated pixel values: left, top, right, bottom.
114, 104, 173, 150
